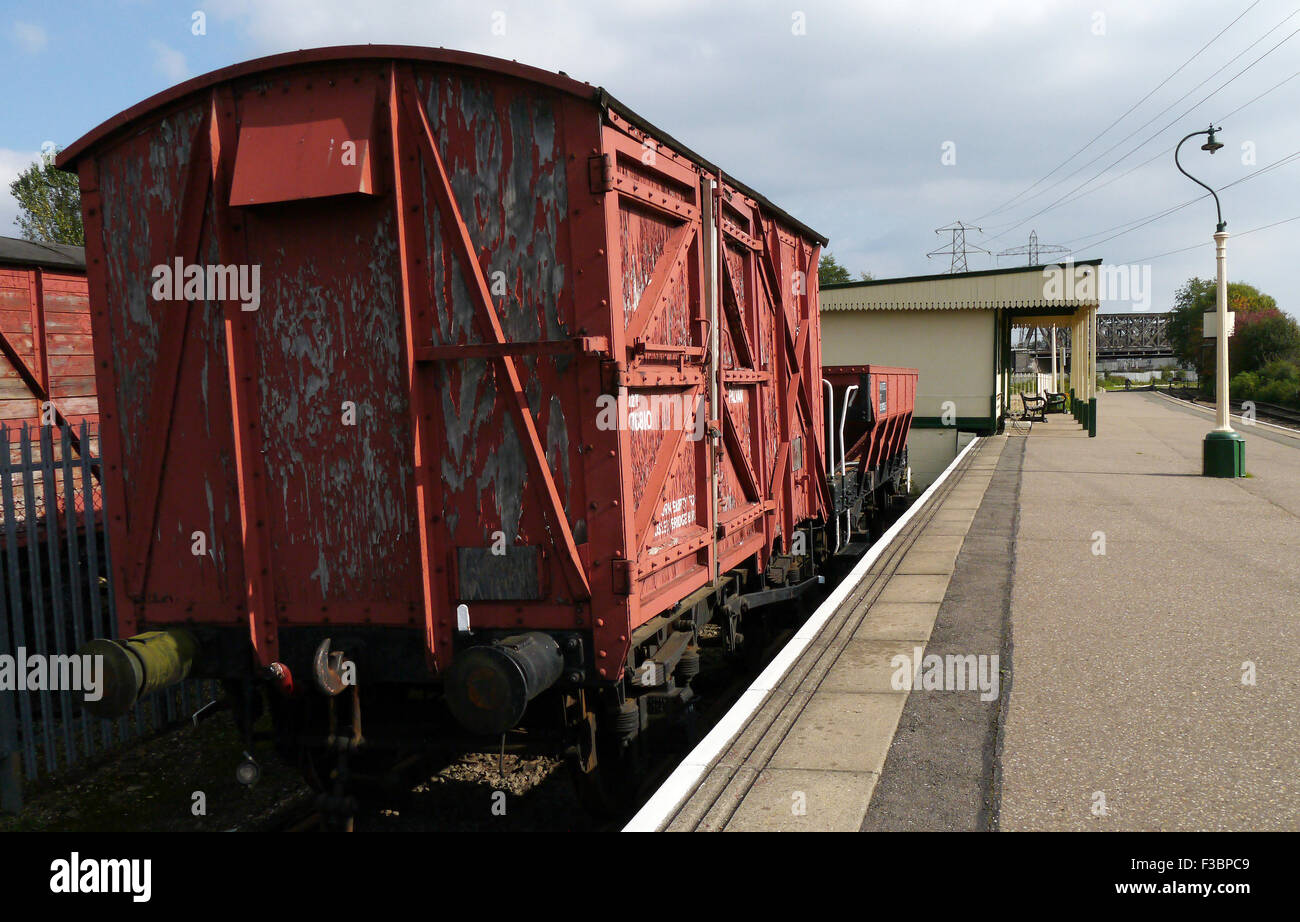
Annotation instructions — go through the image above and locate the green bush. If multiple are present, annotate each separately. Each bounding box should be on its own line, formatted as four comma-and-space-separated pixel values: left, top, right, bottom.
1237, 359, 1300, 409
1231, 371, 1261, 400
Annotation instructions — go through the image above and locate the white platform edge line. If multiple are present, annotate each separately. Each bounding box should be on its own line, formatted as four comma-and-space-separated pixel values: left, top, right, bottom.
622, 434, 985, 832
1153, 391, 1300, 438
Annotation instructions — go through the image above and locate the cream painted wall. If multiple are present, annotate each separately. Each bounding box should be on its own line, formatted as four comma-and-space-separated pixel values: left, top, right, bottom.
819, 309, 996, 420
906, 428, 960, 490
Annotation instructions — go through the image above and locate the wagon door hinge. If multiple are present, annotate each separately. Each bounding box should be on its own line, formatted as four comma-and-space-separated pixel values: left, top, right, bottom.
600, 358, 624, 395
610, 557, 633, 595
588, 154, 613, 194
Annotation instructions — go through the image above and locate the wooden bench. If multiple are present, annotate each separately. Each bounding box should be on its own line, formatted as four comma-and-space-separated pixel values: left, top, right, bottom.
1022, 394, 1047, 422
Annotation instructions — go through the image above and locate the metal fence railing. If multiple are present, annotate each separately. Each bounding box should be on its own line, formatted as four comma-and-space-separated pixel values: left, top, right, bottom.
0, 422, 214, 814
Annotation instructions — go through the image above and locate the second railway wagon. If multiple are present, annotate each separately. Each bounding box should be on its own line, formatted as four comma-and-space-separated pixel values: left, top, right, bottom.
0, 237, 97, 433
59, 46, 834, 793
823, 365, 917, 547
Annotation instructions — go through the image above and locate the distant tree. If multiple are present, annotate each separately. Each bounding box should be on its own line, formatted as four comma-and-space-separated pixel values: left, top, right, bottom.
9, 149, 83, 246
1231, 311, 1300, 376
1166, 277, 1214, 369
1166, 277, 1285, 382
818, 251, 872, 286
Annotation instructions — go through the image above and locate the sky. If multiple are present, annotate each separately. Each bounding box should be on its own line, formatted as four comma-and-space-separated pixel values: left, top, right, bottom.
1, 0, 1297, 317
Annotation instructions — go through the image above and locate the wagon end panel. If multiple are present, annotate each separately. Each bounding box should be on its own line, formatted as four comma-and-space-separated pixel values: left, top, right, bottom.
0, 268, 43, 427
232, 68, 424, 634
79, 101, 252, 636
0, 267, 96, 432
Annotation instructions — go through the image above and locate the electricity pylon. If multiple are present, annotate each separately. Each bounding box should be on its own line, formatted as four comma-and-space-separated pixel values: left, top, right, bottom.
927, 221, 991, 273
997, 230, 1071, 266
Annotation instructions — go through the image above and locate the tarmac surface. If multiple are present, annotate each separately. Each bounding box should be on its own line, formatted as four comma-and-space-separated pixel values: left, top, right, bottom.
999, 392, 1300, 830
862, 435, 1022, 830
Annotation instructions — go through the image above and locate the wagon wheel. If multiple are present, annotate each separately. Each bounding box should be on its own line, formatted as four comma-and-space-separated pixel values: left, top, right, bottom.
566, 708, 645, 818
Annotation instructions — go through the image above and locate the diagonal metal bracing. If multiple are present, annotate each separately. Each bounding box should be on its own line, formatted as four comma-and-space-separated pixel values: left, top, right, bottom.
126, 108, 215, 600
401, 72, 592, 602
625, 221, 695, 347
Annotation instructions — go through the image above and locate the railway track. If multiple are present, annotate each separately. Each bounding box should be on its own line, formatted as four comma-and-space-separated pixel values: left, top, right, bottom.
245, 521, 910, 832
255, 493, 922, 832
1165, 389, 1300, 429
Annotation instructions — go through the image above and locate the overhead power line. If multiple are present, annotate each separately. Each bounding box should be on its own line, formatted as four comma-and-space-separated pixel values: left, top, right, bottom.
993, 62, 1300, 237
973, 0, 1265, 222
986, 14, 1300, 242
1063, 146, 1300, 253
1131, 213, 1300, 262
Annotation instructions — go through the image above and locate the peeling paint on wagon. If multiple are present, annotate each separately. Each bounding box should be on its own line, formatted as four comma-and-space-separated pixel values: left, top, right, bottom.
58, 46, 827, 685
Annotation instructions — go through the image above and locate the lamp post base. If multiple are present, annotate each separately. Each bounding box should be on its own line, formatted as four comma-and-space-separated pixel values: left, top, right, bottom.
1203, 429, 1245, 477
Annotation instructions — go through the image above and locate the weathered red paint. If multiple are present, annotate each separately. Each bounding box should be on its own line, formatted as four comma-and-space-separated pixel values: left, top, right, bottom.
57, 47, 829, 682
0, 261, 97, 431
0, 252, 100, 518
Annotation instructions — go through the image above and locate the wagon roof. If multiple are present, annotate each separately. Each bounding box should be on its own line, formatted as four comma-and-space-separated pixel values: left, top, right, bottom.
0, 234, 86, 271
56, 44, 827, 246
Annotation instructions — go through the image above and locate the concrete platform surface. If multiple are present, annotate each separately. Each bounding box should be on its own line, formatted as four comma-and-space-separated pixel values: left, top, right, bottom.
638, 436, 1007, 831
1000, 392, 1300, 831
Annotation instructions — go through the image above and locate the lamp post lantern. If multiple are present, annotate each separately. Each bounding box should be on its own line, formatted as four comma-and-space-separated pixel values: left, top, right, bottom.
1175, 124, 1244, 477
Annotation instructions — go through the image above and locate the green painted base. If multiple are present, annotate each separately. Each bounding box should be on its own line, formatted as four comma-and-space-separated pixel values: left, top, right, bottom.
1088, 398, 1097, 437
1203, 430, 1246, 477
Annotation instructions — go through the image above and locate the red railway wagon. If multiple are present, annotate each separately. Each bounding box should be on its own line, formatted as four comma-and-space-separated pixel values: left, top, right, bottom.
0, 236, 97, 431
59, 46, 832, 791
823, 365, 916, 545
0, 236, 99, 522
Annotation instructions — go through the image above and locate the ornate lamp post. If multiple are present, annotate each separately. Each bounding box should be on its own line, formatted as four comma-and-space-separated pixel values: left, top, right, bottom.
1175, 124, 1244, 477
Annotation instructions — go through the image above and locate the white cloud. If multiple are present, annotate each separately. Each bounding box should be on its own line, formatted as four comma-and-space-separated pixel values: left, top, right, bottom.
151, 40, 190, 82
0, 149, 43, 239
12, 21, 47, 53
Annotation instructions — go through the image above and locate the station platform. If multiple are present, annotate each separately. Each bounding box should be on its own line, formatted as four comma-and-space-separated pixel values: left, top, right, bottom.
1000, 391, 1300, 831
626, 432, 1009, 831
628, 390, 1300, 832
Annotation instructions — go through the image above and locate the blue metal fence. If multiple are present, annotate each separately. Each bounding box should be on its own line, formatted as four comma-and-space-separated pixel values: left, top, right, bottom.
0, 421, 212, 814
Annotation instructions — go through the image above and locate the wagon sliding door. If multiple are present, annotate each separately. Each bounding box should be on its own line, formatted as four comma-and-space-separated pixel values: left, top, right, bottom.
599, 114, 709, 623
601, 115, 785, 625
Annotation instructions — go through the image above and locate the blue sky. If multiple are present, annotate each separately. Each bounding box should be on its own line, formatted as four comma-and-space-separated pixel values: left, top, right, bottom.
2, 1, 1297, 317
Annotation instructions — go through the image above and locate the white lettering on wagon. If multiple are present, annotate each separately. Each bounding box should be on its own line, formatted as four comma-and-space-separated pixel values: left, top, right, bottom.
653, 493, 696, 538
150, 258, 261, 312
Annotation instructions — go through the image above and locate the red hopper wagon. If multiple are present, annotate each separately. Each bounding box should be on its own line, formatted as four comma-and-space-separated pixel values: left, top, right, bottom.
822, 365, 917, 548
58, 46, 846, 796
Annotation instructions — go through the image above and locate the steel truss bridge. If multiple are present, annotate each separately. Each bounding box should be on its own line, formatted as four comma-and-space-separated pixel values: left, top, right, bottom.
1019, 312, 1175, 362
